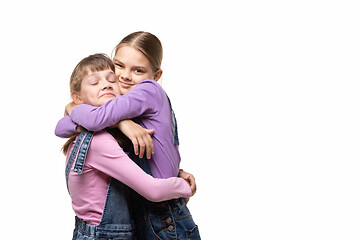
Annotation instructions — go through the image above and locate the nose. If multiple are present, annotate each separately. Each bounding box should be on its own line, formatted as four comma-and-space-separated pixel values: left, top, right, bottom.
120, 69, 131, 81
100, 79, 112, 90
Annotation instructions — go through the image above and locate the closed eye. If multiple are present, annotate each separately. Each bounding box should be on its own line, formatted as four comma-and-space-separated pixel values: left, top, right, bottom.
107, 72, 117, 83
115, 63, 124, 68
108, 77, 117, 83
114, 59, 124, 68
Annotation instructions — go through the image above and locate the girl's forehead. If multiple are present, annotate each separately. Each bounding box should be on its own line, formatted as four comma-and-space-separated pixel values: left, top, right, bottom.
115, 46, 148, 63
85, 67, 113, 75
82, 68, 113, 81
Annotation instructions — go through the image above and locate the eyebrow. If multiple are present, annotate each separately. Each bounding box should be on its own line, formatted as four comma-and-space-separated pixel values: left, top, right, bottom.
113, 58, 124, 66
85, 70, 113, 80
113, 58, 147, 69
84, 74, 99, 83
106, 71, 116, 79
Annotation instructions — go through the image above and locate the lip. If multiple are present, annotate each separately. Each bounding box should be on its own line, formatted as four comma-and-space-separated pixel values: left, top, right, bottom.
99, 92, 115, 98
119, 80, 134, 89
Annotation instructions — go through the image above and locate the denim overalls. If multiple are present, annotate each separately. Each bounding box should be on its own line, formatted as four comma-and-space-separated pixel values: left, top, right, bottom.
127, 96, 200, 240
65, 130, 137, 240
128, 152, 200, 240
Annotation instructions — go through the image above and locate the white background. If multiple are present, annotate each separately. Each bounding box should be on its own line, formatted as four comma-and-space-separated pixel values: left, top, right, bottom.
1, 0, 359, 239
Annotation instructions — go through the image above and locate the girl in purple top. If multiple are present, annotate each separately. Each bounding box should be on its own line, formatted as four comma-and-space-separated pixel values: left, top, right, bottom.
56, 32, 200, 239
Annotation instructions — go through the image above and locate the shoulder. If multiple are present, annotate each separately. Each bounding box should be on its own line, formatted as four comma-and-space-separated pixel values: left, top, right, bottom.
136, 79, 165, 96
138, 79, 162, 88
89, 131, 120, 153
86, 131, 129, 171
91, 130, 115, 142
135, 79, 167, 105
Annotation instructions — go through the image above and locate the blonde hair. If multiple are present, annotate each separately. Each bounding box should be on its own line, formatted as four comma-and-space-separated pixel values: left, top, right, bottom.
62, 53, 128, 155
112, 31, 163, 72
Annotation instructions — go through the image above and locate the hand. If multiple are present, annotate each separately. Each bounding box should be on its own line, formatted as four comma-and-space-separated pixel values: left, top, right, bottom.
117, 120, 154, 159
64, 102, 78, 116
76, 125, 84, 133
179, 170, 197, 198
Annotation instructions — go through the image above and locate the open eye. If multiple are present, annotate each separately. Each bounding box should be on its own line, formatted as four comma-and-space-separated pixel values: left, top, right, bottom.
134, 68, 145, 74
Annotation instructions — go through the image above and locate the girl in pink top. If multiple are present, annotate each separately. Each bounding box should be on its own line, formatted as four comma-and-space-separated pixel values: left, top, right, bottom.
63, 53, 191, 239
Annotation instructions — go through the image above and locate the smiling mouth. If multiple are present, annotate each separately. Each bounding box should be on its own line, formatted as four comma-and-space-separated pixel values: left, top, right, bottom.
119, 81, 134, 88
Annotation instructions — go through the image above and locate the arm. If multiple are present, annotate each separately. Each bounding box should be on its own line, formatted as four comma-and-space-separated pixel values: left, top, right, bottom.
54, 102, 80, 138
117, 120, 155, 159
89, 132, 191, 202
58, 99, 155, 157
54, 115, 78, 138
70, 80, 160, 132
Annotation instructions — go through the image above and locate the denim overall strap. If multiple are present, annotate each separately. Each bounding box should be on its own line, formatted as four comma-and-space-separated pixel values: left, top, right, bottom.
65, 130, 88, 191
166, 95, 179, 145
73, 130, 95, 174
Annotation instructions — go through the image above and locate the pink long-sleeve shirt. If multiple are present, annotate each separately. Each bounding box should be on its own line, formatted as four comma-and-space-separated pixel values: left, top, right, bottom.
67, 131, 191, 225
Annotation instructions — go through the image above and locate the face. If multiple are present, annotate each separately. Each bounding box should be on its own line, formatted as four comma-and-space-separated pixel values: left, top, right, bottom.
73, 69, 121, 106
113, 45, 161, 95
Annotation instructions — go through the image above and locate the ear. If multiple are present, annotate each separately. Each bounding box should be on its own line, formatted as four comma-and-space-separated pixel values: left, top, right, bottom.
71, 92, 84, 105
153, 69, 163, 82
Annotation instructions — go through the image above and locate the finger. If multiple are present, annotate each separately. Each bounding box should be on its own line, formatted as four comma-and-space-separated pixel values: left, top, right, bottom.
145, 134, 154, 159
138, 137, 146, 159
150, 135, 155, 154
132, 139, 139, 155
191, 183, 197, 195
186, 175, 197, 194
185, 174, 193, 183
146, 142, 151, 159
183, 175, 190, 180
146, 129, 155, 135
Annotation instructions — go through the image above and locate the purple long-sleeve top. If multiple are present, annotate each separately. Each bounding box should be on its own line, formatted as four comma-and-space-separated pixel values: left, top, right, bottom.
55, 80, 180, 178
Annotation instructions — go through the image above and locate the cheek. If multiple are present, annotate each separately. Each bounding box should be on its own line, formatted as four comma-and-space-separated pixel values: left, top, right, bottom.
133, 75, 149, 84
80, 89, 97, 104
115, 68, 121, 78
113, 85, 122, 96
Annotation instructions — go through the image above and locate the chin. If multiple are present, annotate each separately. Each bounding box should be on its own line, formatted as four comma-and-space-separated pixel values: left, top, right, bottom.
120, 89, 130, 95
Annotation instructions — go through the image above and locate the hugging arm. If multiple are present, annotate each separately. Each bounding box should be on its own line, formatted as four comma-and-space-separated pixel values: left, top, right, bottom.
90, 132, 192, 202
54, 102, 83, 138
69, 81, 158, 131
54, 115, 78, 138
55, 102, 154, 157
117, 120, 154, 159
